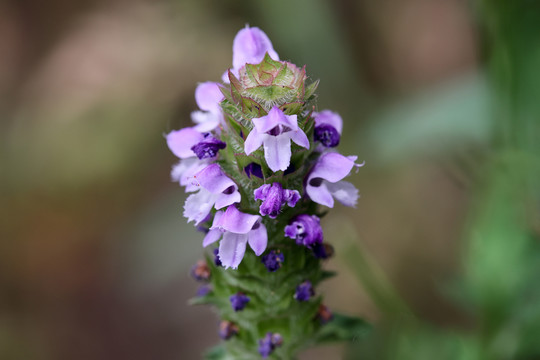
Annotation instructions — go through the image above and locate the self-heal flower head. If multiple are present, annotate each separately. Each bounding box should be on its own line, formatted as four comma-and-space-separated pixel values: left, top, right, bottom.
222, 26, 279, 83
203, 206, 268, 269
245, 106, 309, 172
183, 164, 241, 225
294, 280, 314, 302
306, 152, 362, 208
190, 81, 224, 132
284, 214, 323, 247
254, 182, 301, 218
229, 292, 250, 311
190, 134, 226, 160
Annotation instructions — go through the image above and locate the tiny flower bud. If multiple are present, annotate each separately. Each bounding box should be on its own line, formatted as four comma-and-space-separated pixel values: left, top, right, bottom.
314, 124, 340, 147
190, 260, 211, 282
213, 248, 222, 267
294, 281, 314, 302
190, 134, 226, 159
196, 285, 211, 297
316, 304, 333, 324
258, 332, 283, 358
219, 320, 239, 340
229, 292, 250, 311
261, 249, 284, 272
284, 214, 323, 247
312, 243, 334, 259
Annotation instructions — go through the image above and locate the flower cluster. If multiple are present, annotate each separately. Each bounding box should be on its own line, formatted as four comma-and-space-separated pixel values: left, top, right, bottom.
167, 25, 363, 358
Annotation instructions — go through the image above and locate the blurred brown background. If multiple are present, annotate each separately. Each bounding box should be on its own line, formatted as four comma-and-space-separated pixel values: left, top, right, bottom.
0, 0, 486, 358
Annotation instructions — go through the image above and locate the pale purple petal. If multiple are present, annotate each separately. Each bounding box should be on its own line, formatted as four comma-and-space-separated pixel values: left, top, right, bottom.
289, 129, 310, 149
232, 26, 279, 71
183, 189, 218, 225
215, 191, 241, 210
263, 134, 291, 172
244, 128, 265, 155
203, 228, 222, 247
171, 158, 209, 192
195, 82, 224, 113
314, 110, 343, 134
195, 164, 237, 194
253, 107, 298, 133
221, 70, 230, 84
254, 184, 272, 201
191, 111, 220, 132
167, 128, 204, 159
219, 232, 248, 269
248, 222, 267, 256
326, 181, 359, 207
306, 181, 335, 208
308, 152, 356, 184
212, 205, 260, 234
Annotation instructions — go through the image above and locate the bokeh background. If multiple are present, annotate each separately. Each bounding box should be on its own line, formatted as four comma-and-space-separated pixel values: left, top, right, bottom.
2, 0, 539, 359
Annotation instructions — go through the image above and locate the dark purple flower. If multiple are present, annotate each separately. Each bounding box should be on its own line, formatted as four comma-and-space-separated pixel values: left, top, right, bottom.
316, 304, 333, 324
284, 214, 323, 247
294, 281, 314, 302
314, 124, 340, 147
230, 292, 250, 311
312, 243, 334, 259
219, 320, 239, 340
244, 162, 263, 179
254, 182, 300, 218
306, 152, 362, 208
196, 285, 211, 297
190, 134, 226, 159
245, 107, 309, 172
261, 250, 284, 272
213, 248, 222, 267
190, 260, 211, 282
258, 332, 283, 358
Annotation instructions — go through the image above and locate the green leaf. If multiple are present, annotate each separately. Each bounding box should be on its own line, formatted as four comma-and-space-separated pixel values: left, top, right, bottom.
314, 313, 371, 344
304, 79, 319, 100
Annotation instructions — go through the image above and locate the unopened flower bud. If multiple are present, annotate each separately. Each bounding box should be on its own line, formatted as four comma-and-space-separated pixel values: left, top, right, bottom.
229, 292, 250, 311
219, 320, 239, 340
190, 260, 211, 282
294, 280, 314, 302
261, 249, 284, 272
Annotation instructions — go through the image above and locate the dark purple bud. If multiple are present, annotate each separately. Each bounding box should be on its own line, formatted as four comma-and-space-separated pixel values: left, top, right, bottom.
261, 249, 284, 272
316, 304, 333, 324
190, 260, 211, 282
213, 248, 222, 267
196, 285, 211, 297
190, 134, 226, 159
219, 320, 239, 340
312, 243, 334, 259
284, 214, 323, 247
294, 280, 314, 302
314, 124, 340, 147
244, 162, 263, 179
229, 292, 250, 311
258, 332, 283, 358
254, 183, 300, 218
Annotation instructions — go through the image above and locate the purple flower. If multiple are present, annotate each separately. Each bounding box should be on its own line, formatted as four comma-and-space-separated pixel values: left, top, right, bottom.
196, 285, 211, 297
219, 320, 239, 340
245, 107, 310, 172
183, 164, 241, 225
190, 134, 226, 159
306, 152, 362, 208
316, 304, 333, 324
284, 214, 323, 247
313, 110, 343, 148
222, 26, 279, 83
294, 280, 314, 302
213, 248, 222, 267
171, 158, 210, 192
261, 250, 284, 272
254, 182, 301, 218
167, 127, 205, 159
229, 292, 250, 311
190, 82, 223, 132
190, 260, 211, 282
258, 332, 283, 358
203, 206, 268, 269
244, 162, 263, 179
312, 243, 334, 259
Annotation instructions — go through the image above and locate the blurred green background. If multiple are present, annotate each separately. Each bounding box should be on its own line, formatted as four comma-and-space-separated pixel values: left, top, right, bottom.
1, 0, 539, 359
